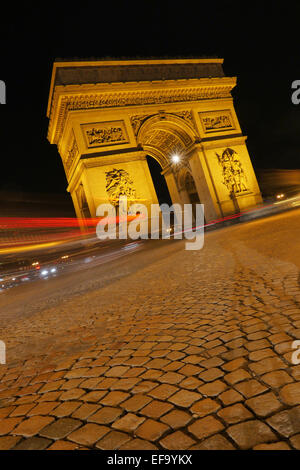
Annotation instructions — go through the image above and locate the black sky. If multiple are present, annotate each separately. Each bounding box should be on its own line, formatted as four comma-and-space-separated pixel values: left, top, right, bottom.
0, 1, 299, 194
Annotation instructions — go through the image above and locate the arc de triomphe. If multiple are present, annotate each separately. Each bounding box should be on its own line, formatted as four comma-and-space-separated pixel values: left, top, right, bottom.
47, 58, 262, 224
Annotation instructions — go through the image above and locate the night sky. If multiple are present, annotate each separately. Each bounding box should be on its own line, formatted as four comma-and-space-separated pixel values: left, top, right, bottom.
1, 1, 299, 195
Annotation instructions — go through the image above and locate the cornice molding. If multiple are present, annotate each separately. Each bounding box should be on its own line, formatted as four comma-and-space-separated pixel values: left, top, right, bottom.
47, 77, 236, 145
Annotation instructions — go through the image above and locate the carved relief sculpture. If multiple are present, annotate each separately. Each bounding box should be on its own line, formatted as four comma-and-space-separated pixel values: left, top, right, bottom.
105, 168, 137, 207
200, 110, 234, 133
82, 121, 128, 148
216, 147, 248, 195
64, 136, 78, 173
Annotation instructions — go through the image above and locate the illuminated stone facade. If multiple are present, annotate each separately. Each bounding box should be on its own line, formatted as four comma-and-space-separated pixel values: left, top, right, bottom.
47, 58, 262, 224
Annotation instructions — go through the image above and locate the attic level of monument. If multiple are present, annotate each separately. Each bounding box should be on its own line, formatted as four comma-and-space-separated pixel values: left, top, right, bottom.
47, 58, 227, 120
47, 58, 224, 106
47, 58, 262, 226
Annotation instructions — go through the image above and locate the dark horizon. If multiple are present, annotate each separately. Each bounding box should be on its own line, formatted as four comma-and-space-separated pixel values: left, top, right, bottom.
1, 1, 299, 195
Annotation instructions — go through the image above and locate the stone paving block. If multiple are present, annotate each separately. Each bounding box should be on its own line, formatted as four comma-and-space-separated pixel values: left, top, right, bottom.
71, 403, 101, 420
40, 418, 82, 440
78, 378, 102, 390
160, 430, 196, 450
131, 381, 158, 394
261, 371, 293, 391
13, 437, 52, 450
234, 379, 267, 398
38, 380, 65, 394
219, 389, 243, 406
249, 357, 286, 375
13, 416, 55, 437
200, 357, 224, 369
122, 367, 146, 378
64, 368, 90, 380
109, 378, 141, 391
135, 419, 169, 442
140, 369, 163, 380
248, 349, 276, 362
245, 339, 271, 352
51, 401, 81, 418
148, 384, 179, 400
268, 333, 292, 345
221, 348, 248, 362
9, 403, 35, 417
190, 434, 235, 450
104, 366, 130, 377
198, 380, 227, 397
47, 440, 80, 450
267, 407, 300, 437
158, 372, 185, 384
96, 430, 131, 450
164, 361, 185, 372
179, 377, 203, 390
100, 391, 130, 406
160, 409, 192, 429
167, 351, 186, 361
38, 391, 62, 402
280, 383, 300, 406
111, 413, 145, 433
253, 442, 291, 450
247, 331, 269, 341
188, 415, 224, 440
224, 369, 251, 385
0, 417, 23, 435
190, 398, 220, 417
120, 394, 153, 413
168, 390, 202, 408
275, 342, 295, 354
199, 368, 224, 382
118, 438, 158, 450
27, 402, 59, 416
221, 357, 247, 372
87, 407, 122, 424
80, 390, 108, 403
217, 403, 253, 424
226, 420, 276, 449
289, 433, 300, 449
140, 400, 173, 419
61, 378, 86, 390
95, 378, 119, 389
0, 436, 21, 450
68, 423, 110, 446
0, 406, 16, 419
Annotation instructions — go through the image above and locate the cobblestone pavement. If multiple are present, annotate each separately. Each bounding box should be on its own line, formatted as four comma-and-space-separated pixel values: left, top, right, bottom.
1, 210, 300, 450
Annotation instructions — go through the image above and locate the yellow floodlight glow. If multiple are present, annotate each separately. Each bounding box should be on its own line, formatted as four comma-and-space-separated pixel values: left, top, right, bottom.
172, 154, 180, 164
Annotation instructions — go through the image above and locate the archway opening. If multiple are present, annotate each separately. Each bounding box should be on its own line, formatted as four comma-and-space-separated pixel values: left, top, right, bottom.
146, 155, 172, 206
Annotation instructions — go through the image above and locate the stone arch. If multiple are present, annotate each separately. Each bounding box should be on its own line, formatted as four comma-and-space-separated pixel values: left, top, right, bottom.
136, 113, 199, 208
137, 113, 196, 170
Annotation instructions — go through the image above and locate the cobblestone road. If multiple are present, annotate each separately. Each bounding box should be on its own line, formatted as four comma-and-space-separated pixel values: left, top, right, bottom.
1, 210, 300, 450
